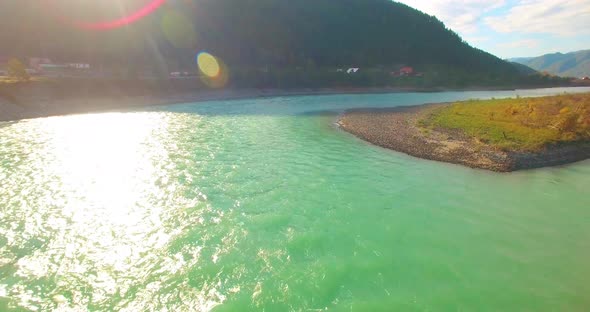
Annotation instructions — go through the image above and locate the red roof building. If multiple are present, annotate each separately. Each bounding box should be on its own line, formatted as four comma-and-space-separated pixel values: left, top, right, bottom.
399, 66, 414, 75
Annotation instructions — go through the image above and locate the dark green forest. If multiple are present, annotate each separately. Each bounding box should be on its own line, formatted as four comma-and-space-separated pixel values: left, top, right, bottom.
0, 0, 569, 88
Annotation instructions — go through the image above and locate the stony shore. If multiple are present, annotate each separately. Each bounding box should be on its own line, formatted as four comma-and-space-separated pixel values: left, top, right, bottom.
0, 82, 524, 122
338, 104, 590, 172
0, 80, 572, 122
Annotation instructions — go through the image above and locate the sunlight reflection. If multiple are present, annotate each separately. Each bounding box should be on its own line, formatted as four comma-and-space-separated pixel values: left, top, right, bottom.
46, 113, 161, 213
0, 112, 229, 311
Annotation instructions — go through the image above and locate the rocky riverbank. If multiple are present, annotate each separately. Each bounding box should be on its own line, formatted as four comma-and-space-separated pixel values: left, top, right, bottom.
338, 105, 590, 172
0, 78, 580, 122
0, 79, 506, 122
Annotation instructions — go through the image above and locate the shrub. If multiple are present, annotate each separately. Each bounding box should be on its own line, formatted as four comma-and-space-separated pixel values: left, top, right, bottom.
556, 112, 579, 133
6, 58, 30, 81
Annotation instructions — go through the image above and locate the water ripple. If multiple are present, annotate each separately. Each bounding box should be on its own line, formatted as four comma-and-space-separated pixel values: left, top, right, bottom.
1, 90, 590, 311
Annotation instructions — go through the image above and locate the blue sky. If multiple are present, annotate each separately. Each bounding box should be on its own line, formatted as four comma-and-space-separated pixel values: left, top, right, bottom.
395, 0, 590, 59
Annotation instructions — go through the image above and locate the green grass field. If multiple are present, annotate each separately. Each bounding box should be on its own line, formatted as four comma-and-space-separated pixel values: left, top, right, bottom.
421, 93, 590, 151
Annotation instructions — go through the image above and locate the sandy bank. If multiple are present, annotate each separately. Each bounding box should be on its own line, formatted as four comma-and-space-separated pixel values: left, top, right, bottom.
338, 105, 590, 172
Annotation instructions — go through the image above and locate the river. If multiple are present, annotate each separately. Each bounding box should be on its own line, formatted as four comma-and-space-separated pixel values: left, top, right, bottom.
1, 87, 589, 311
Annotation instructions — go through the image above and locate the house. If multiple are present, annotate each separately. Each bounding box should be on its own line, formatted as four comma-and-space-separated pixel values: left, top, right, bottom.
38, 64, 69, 77
170, 71, 193, 78
25, 69, 39, 75
390, 66, 418, 77
68, 63, 91, 69
347, 68, 359, 74
29, 57, 53, 73
399, 66, 414, 76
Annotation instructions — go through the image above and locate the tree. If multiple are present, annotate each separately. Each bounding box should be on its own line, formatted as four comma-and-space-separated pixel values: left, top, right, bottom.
7, 58, 30, 81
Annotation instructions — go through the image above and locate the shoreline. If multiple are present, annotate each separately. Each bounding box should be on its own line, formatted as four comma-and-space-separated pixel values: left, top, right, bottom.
1, 84, 587, 122
337, 104, 590, 172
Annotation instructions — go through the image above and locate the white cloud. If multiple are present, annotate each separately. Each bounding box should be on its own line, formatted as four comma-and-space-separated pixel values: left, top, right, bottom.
498, 39, 540, 49
395, 1, 590, 58
463, 36, 490, 43
396, 0, 506, 34
485, 0, 590, 35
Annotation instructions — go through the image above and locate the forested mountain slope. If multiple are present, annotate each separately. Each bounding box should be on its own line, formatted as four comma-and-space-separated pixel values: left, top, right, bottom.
1, 0, 517, 76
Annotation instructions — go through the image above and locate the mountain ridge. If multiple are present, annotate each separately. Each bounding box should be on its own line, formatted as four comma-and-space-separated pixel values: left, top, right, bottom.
509, 50, 590, 77
1, 0, 518, 75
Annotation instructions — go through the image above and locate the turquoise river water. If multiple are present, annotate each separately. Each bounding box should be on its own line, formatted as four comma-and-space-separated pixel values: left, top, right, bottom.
1, 87, 590, 311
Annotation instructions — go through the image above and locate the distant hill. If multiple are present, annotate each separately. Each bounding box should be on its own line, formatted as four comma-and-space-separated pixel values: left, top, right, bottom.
509, 50, 590, 78
1, 0, 517, 75
509, 62, 538, 75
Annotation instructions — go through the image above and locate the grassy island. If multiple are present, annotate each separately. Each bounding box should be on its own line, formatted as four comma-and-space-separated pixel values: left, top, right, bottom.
422, 93, 590, 151
339, 93, 590, 172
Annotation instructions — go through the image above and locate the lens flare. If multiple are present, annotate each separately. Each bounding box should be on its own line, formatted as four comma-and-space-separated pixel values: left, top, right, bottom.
196, 52, 229, 89
197, 52, 221, 78
46, 0, 167, 31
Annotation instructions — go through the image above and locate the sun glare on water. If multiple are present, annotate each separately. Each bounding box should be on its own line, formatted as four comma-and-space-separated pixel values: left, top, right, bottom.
44, 113, 165, 213
0, 112, 228, 311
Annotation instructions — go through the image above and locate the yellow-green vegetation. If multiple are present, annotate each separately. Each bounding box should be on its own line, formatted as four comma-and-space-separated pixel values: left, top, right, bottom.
422, 93, 590, 151
0, 77, 26, 84
6, 58, 30, 82
0, 77, 47, 85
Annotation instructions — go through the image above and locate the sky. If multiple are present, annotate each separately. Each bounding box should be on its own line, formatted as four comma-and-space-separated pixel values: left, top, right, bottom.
395, 0, 590, 59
